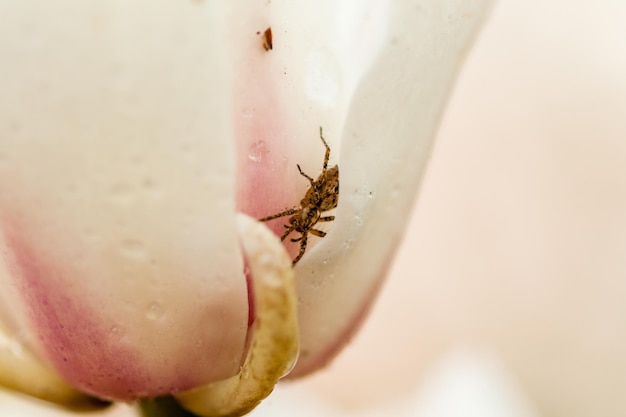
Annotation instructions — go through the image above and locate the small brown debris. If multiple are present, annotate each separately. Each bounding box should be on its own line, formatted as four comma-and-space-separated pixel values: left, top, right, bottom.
262, 27, 273, 51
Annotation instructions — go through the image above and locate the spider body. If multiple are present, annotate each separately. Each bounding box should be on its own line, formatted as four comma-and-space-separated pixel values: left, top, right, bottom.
259, 128, 339, 265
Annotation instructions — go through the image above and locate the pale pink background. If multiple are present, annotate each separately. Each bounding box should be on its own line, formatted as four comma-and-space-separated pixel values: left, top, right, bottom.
2, 0, 625, 415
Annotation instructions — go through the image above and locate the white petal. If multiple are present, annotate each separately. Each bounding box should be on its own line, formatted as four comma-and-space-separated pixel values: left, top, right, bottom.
290, 0, 495, 375
0, 1, 247, 399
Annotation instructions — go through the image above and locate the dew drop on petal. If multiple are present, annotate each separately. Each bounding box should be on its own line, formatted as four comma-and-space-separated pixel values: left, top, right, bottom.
0, 153, 10, 169
109, 182, 135, 206
249, 140, 268, 162
110, 325, 125, 338
390, 184, 401, 200
82, 227, 97, 242
120, 239, 148, 260
141, 177, 163, 199
66, 182, 79, 194
281, 349, 300, 378
179, 142, 191, 154
146, 302, 164, 320
242, 107, 254, 119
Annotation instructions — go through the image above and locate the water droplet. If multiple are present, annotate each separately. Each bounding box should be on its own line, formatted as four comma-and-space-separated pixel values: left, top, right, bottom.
109, 183, 134, 206
83, 227, 98, 242
281, 349, 299, 377
8, 120, 22, 133
0, 153, 10, 169
120, 239, 148, 260
141, 177, 155, 189
179, 142, 191, 153
141, 177, 162, 199
248, 140, 268, 162
66, 182, 78, 194
390, 184, 402, 200
128, 153, 144, 166
146, 302, 164, 320
110, 325, 125, 337
242, 107, 254, 119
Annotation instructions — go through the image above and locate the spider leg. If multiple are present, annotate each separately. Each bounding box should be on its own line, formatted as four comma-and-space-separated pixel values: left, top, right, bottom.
290, 234, 303, 243
318, 215, 335, 222
292, 232, 308, 265
309, 228, 326, 238
297, 164, 315, 186
319, 126, 331, 170
259, 207, 299, 222
280, 225, 295, 241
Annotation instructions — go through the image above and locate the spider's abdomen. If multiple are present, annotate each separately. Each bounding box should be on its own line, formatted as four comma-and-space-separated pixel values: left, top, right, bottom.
317, 165, 339, 211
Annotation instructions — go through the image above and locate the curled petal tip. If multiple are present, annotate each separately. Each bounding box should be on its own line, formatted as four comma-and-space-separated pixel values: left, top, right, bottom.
176, 214, 298, 417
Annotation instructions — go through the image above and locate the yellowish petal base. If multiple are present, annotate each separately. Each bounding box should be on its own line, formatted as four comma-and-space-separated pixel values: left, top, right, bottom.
0, 324, 108, 410
175, 214, 299, 417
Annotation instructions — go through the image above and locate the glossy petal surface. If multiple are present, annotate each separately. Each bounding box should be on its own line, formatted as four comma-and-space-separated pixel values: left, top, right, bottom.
287, 0, 495, 375
0, 1, 247, 400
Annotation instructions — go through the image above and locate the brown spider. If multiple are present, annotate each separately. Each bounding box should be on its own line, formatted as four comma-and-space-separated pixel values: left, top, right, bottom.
259, 127, 339, 265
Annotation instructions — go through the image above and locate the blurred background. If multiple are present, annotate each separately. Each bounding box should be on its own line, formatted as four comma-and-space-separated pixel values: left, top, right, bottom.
2, 0, 625, 415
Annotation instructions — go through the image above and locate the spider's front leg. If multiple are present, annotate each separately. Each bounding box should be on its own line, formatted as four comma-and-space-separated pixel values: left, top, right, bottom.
319, 127, 331, 171
296, 164, 315, 186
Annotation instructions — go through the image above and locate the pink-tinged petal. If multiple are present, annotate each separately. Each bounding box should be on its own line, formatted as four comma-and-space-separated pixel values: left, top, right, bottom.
0, 324, 108, 410
0, 1, 247, 400
227, 7, 337, 225
288, 0, 495, 376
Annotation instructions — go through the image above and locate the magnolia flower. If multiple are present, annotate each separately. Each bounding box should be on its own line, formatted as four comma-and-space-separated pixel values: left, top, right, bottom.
0, 1, 493, 416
